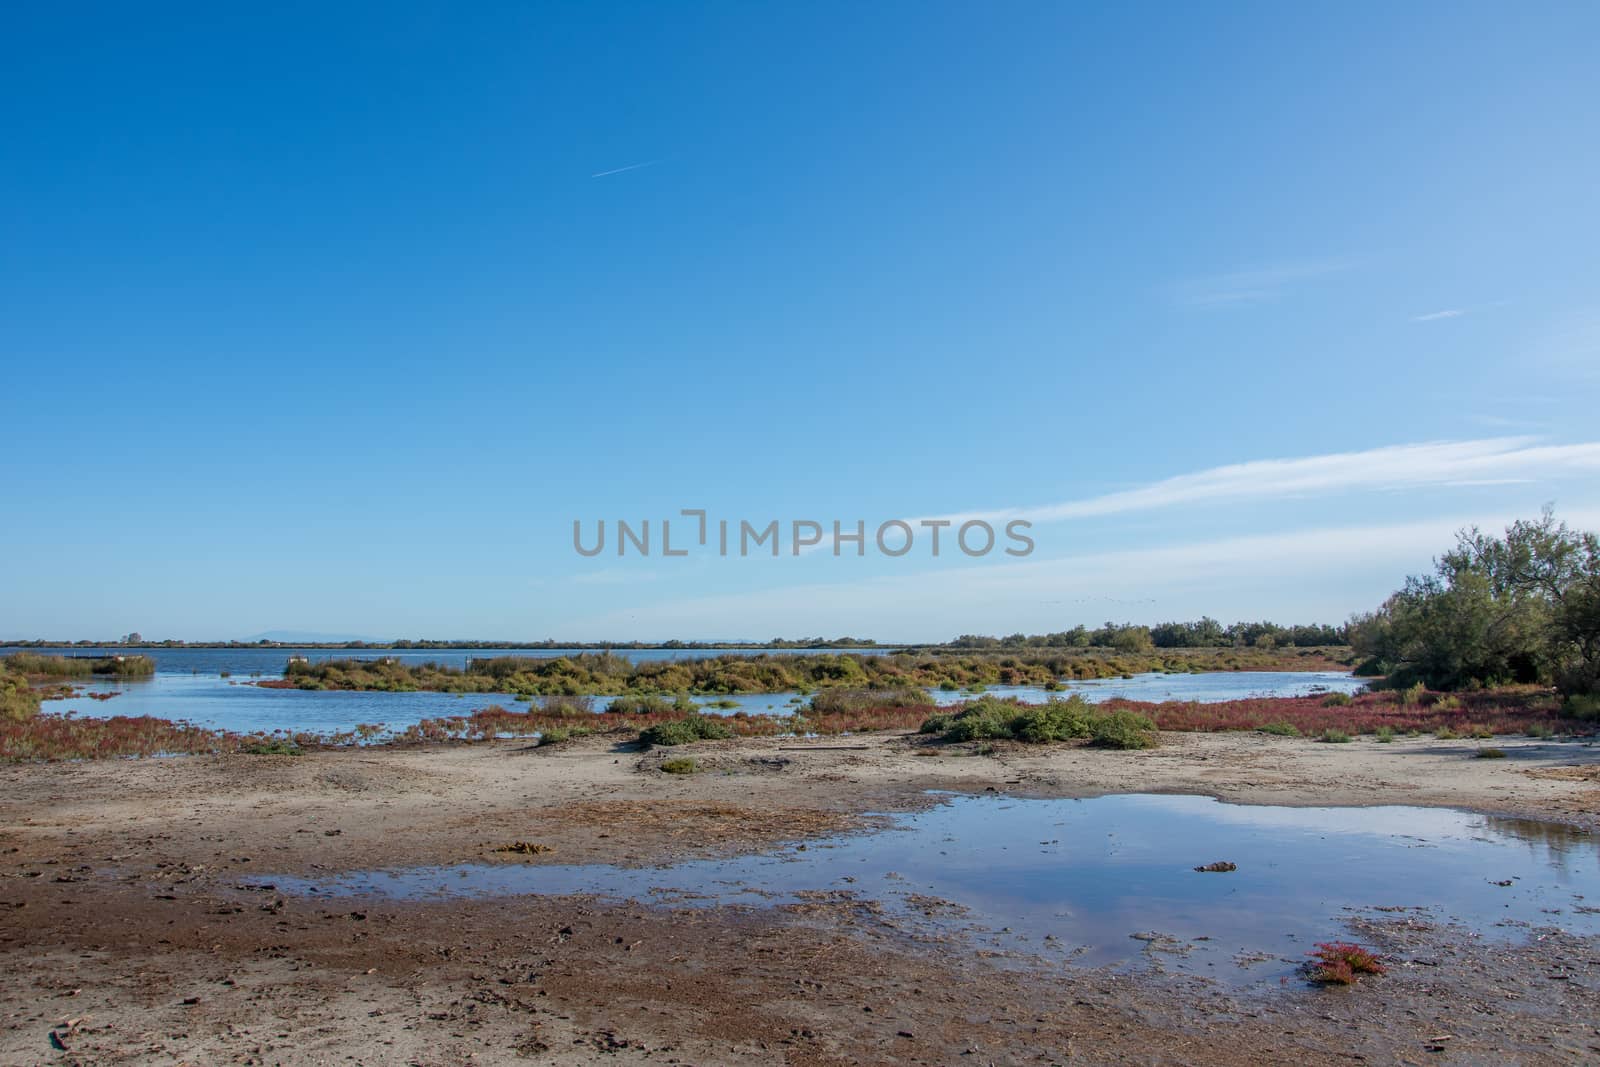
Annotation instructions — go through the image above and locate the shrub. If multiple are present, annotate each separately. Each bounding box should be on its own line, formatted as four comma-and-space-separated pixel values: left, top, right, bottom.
918, 697, 1156, 749
1374, 726, 1395, 743
660, 757, 698, 774
939, 701, 1017, 742
1436, 726, 1459, 740
1320, 729, 1352, 743
1431, 694, 1462, 711
1089, 710, 1157, 749
1, 668, 39, 722
1321, 692, 1353, 707
1011, 701, 1093, 743
1398, 681, 1426, 706
1256, 722, 1300, 736
638, 715, 735, 747
1307, 942, 1386, 985
1527, 723, 1554, 739
1475, 747, 1507, 759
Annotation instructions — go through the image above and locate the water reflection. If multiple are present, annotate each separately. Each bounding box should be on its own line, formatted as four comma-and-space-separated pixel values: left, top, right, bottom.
269, 793, 1600, 986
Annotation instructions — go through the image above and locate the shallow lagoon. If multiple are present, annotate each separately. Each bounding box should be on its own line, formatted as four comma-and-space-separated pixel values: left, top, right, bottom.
44, 670, 1367, 737
271, 793, 1600, 987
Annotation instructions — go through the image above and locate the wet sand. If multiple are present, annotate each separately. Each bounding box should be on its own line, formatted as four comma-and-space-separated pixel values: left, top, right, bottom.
3, 731, 1599, 1064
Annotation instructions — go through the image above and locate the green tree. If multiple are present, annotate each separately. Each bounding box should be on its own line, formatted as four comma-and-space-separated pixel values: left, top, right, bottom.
1350, 511, 1600, 694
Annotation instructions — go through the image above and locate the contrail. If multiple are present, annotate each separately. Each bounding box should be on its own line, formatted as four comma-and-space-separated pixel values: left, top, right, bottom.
590, 160, 658, 178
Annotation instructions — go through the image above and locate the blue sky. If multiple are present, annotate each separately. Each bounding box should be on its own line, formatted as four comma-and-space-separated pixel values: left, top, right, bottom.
3, 2, 1597, 642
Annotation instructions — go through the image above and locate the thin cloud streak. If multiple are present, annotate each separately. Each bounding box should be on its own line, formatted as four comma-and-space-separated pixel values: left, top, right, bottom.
1172, 259, 1351, 308
908, 438, 1600, 531
1413, 309, 1465, 322
590, 160, 659, 178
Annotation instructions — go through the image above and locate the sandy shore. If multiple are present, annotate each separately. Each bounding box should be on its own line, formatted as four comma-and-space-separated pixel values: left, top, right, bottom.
3, 731, 1599, 1064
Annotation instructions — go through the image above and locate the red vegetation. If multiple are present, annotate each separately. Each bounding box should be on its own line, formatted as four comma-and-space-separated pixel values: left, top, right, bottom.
1306, 941, 1386, 984
1110, 687, 1569, 737
0, 712, 241, 760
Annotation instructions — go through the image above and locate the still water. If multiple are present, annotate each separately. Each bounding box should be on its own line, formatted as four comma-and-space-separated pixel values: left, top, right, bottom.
270, 793, 1600, 987
1, 645, 893, 675
41, 670, 1367, 737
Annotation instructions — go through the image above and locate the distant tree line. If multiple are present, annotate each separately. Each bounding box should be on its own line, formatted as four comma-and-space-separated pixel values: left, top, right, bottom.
948, 619, 1344, 653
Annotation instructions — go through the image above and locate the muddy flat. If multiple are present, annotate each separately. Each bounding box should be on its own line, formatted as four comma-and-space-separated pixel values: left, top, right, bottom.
3, 732, 1600, 1065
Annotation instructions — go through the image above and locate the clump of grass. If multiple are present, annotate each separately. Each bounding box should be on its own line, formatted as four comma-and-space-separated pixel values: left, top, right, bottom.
1467, 724, 1495, 739
1431, 694, 1462, 711
1320, 692, 1353, 707
540, 694, 596, 717
1397, 681, 1426, 706
1474, 746, 1507, 759
537, 725, 593, 747
606, 693, 695, 715
1374, 726, 1395, 743
1527, 723, 1554, 739
1306, 942, 1386, 985
1436, 726, 1460, 740
638, 714, 735, 747
808, 687, 931, 716
240, 739, 302, 756
1256, 721, 1301, 736
1320, 728, 1352, 743
659, 757, 698, 774
1565, 694, 1600, 722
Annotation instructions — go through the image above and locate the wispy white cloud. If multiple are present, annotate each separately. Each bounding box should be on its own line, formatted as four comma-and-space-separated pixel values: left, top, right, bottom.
1412, 309, 1465, 322
1171, 259, 1351, 308
901, 438, 1600, 531
590, 160, 659, 178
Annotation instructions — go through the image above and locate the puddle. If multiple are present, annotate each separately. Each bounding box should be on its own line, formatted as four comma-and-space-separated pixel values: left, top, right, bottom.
268, 793, 1600, 986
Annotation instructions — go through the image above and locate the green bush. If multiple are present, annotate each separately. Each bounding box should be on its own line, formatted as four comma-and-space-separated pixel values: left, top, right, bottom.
1257, 721, 1301, 736
638, 715, 735, 747
917, 697, 1155, 750
1397, 681, 1426, 706
1320, 691, 1353, 707
1320, 729, 1352, 743
660, 757, 698, 774
1088, 710, 1157, 749
1474, 747, 1507, 759
1, 667, 40, 721
1374, 726, 1395, 743
1011, 701, 1093, 743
